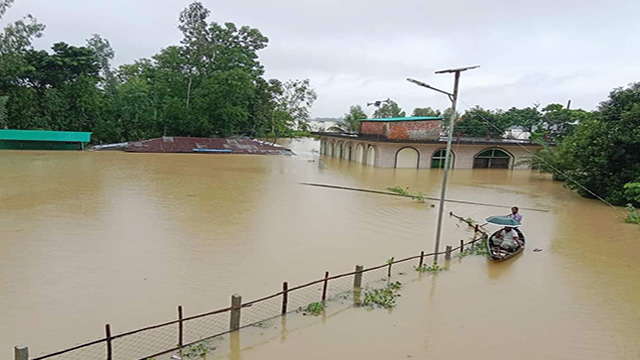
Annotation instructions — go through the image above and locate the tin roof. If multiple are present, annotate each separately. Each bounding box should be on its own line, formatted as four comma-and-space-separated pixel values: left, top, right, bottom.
360, 116, 443, 122
124, 137, 295, 155
0, 129, 92, 142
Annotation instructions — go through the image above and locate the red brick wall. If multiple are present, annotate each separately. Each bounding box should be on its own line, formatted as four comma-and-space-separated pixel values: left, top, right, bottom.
360, 122, 385, 136
361, 120, 441, 140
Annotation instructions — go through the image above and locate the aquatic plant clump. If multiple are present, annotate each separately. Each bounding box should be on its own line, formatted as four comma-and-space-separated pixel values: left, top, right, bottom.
415, 262, 446, 274
304, 302, 325, 316
459, 238, 489, 258
179, 341, 215, 359
387, 186, 428, 203
362, 282, 402, 309
625, 204, 640, 226
387, 186, 410, 196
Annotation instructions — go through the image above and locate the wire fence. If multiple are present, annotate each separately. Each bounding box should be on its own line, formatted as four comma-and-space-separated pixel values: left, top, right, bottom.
21, 213, 487, 360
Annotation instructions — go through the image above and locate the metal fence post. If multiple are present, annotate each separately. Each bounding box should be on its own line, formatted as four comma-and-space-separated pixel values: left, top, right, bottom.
353, 265, 363, 290
105, 324, 112, 360
178, 305, 184, 348
321, 271, 329, 302
387, 257, 394, 278
14, 346, 28, 360
460, 240, 464, 253
419, 251, 425, 268
281, 282, 289, 315
445, 245, 452, 260
230, 294, 242, 331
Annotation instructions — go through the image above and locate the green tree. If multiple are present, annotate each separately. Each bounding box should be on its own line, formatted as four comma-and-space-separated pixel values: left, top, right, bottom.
541, 104, 591, 141
373, 100, 405, 118
624, 183, 640, 206
272, 78, 317, 138
516, 141, 574, 181
0, 95, 7, 127
455, 106, 506, 138
501, 106, 542, 135
412, 107, 441, 117
0, 0, 14, 19
86, 34, 115, 82
343, 105, 367, 131
561, 83, 640, 204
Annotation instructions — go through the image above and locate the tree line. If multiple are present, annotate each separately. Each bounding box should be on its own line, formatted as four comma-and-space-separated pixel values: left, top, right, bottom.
341, 100, 589, 142
0, 1, 317, 143
340, 86, 640, 208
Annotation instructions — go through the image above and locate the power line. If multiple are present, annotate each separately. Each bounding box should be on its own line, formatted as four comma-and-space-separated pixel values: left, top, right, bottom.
457, 98, 626, 215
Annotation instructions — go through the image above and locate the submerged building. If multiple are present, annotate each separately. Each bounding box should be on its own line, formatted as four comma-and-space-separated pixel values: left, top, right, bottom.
0, 129, 92, 150
315, 116, 542, 169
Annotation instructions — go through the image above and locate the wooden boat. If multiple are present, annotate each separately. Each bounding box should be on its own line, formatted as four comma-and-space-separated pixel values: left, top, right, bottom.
487, 228, 525, 261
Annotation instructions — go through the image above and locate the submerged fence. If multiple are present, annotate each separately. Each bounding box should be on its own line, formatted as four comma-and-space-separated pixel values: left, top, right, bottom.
15, 213, 487, 360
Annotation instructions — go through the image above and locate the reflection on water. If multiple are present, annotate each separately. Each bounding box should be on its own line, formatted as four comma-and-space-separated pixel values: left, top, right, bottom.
0, 138, 639, 359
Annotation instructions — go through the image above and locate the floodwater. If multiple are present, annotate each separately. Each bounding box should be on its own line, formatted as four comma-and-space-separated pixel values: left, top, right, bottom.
0, 138, 639, 359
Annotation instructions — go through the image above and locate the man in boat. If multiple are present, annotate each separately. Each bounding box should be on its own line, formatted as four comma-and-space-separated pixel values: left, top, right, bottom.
493, 226, 521, 251
507, 206, 522, 223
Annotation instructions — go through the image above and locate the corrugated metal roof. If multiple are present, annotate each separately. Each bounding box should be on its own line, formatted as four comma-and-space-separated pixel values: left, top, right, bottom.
124, 137, 294, 155
360, 116, 443, 122
0, 129, 92, 142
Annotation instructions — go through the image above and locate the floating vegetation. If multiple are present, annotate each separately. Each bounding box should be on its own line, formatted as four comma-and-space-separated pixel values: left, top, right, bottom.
253, 319, 273, 328
304, 302, 324, 316
387, 186, 410, 196
362, 282, 402, 309
387, 186, 428, 203
625, 204, 640, 225
412, 192, 426, 203
179, 341, 214, 359
415, 262, 446, 274
459, 238, 489, 258
464, 217, 477, 225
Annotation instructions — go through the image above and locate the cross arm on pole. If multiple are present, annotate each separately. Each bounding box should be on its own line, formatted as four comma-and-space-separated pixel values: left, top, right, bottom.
406, 78, 453, 101
434, 65, 480, 74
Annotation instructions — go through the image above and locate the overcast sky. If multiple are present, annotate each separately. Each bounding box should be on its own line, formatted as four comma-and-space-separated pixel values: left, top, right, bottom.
4, 0, 640, 117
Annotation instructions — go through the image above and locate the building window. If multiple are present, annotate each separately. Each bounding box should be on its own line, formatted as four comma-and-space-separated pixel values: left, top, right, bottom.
473, 148, 512, 169
431, 149, 454, 168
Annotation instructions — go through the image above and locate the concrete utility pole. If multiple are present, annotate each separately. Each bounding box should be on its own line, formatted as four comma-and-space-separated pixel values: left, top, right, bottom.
407, 65, 479, 263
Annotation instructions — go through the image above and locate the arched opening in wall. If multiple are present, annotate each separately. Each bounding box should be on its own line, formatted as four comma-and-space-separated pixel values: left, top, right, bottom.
355, 144, 365, 163
344, 144, 352, 160
366, 146, 376, 166
328, 142, 334, 157
320, 139, 327, 155
473, 148, 513, 169
431, 149, 455, 168
337, 142, 344, 159
395, 147, 420, 168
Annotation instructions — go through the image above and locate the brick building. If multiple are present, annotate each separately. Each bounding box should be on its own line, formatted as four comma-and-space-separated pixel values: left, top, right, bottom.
359, 116, 443, 141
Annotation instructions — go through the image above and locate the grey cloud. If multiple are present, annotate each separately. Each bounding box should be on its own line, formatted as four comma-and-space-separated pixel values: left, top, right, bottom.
4, 0, 640, 117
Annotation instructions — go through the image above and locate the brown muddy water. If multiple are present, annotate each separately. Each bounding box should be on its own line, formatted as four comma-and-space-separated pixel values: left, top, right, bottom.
0, 139, 639, 359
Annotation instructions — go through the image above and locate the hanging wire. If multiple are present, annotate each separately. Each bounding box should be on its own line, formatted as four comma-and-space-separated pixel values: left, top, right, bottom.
457, 98, 626, 215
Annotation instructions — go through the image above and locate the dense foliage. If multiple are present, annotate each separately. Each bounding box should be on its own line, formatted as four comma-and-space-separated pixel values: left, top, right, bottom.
0, 1, 316, 143
562, 83, 640, 205
372, 99, 405, 118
